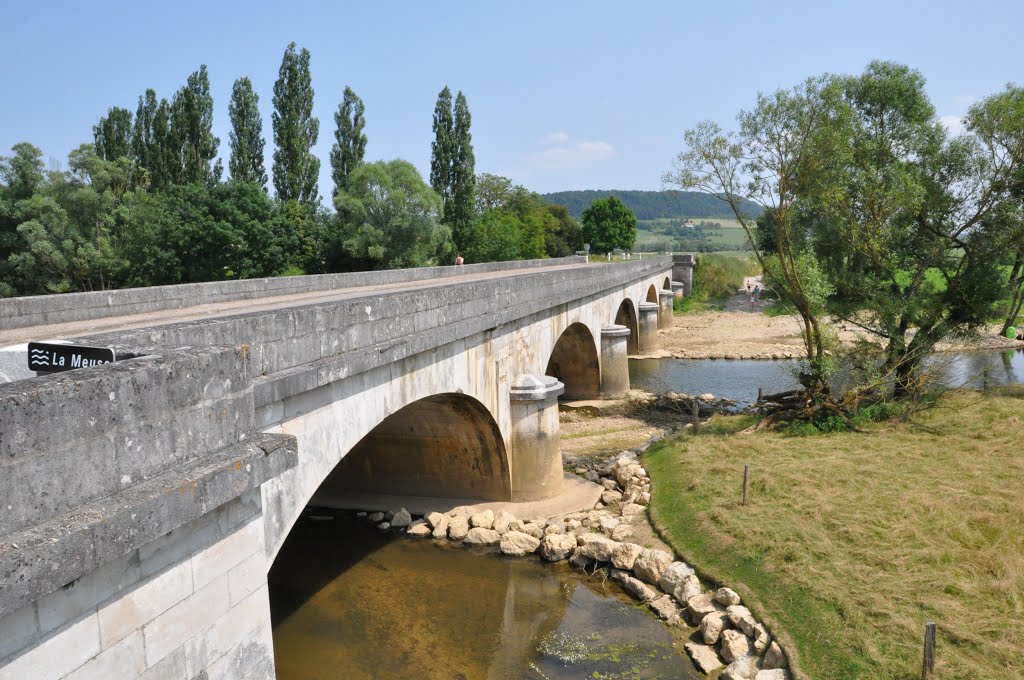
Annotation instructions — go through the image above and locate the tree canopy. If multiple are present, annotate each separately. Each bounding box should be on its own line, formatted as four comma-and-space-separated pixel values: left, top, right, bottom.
581, 196, 638, 253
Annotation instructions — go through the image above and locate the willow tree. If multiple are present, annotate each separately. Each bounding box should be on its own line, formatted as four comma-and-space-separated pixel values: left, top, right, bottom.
665, 77, 850, 408
815, 64, 1023, 399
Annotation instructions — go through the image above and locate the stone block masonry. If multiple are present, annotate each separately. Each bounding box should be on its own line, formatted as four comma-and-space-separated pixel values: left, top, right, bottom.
0, 492, 276, 680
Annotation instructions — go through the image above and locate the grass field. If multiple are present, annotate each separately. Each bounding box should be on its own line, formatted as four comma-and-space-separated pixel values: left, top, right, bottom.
644, 388, 1024, 679
636, 216, 753, 252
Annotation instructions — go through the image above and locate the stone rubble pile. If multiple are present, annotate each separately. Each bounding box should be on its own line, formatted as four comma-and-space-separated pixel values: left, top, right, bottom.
352, 448, 790, 678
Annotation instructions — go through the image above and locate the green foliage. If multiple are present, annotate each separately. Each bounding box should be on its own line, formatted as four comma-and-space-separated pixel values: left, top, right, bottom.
542, 189, 762, 220
333, 160, 450, 269
459, 173, 582, 263
228, 77, 267, 189
170, 65, 220, 186
676, 253, 757, 312
93, 108, 133, 161
272, 42, 320, 205
429, 87, 476, 251
581, 196, 637, 254
330, 86, 367, 197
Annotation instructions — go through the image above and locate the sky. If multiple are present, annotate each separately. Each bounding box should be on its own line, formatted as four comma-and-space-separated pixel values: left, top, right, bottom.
1, 1, 1022, 197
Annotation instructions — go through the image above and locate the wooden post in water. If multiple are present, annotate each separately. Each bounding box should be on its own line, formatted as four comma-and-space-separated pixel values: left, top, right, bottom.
742, 464, 750, 506
757, 386, 763, 403
922, 621, 936, 679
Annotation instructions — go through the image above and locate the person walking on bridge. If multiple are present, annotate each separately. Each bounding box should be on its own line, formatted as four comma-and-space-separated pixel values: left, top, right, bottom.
455, 254, 464, 267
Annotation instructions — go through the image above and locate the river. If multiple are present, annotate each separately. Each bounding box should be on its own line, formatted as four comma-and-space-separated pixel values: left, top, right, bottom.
270, 512, 700, 680
629, 349, 1024, 405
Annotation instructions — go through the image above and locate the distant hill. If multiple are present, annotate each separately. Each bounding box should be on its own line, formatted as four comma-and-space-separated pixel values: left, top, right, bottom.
540, 190, 762, 221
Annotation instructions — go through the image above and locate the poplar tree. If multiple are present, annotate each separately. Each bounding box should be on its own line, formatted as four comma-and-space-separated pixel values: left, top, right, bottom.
330, 86, 367, 197
131, 90, 159, 182
449, 91, 476, 248
170, 65, 220, 185
429, 87, 476, 251
272, 42, 319, 204
429, 86, 454, 202
93, 107, 133, 161
228, 77, 267, 188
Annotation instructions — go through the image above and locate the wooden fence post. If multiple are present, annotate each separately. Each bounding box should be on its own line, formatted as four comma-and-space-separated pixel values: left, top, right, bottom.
742, 464, 750, 506
691, 399, 700, 432
922, 621, 936, 679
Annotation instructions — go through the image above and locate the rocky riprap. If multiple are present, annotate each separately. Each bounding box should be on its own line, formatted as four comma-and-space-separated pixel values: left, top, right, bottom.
353, 449, 791, 679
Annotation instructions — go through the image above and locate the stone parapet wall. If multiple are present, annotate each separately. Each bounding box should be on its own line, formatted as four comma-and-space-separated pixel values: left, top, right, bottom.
0, 492, 276, 680
81, 258, 673, 410
0, 347, 255, 538
0, 256, 587, 330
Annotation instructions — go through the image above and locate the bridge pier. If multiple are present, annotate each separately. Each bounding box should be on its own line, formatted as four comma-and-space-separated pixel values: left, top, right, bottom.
600, 325, 631, 396
671, 281, 685, 299
672, 254, 695, 296
657, 290, 674, 330
508, 375, 565, 502
638, 302, 660, 353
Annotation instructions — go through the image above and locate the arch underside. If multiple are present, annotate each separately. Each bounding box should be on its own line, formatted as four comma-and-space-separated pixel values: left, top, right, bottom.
545, 322, 600, 400
615, 299, 640, 355
646, 284, 658, 302
313, 393, 512, 503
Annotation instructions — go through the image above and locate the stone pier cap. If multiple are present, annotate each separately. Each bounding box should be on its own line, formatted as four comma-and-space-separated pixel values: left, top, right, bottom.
510, 374, 565, 402
601, 324, 632, 337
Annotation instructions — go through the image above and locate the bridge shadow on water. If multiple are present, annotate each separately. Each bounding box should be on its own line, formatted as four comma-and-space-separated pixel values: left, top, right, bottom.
268, 508, 391, 625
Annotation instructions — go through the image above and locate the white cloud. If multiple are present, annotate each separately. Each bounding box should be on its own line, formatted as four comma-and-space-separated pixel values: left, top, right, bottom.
939, 114, 965, 135
524, 134, 616, 170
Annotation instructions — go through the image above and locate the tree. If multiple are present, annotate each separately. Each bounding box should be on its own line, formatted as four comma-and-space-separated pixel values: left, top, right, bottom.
330, 86, 367, 196
93, 108, 133, 161
665, 76, 849, 407
818, 63, 1021, 398
449, 91, 476, 249
272, 42, 319, 205
228, 77, 267, 188
170, 65, 220, 186
334, 159, 450, 269
542, 203, 583, 257
429, 86, 454, 203
581, 196, 638, 254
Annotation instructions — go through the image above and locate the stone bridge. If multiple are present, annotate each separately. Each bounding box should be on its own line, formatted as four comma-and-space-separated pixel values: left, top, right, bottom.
0, 254, 694, 680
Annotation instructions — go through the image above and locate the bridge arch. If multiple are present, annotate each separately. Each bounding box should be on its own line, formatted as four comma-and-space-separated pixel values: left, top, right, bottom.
545, 322, 600, 400
646, 284, 658, 303
663, 276, 671, 289
614, 299, 640, 354
310, 392, 512, 505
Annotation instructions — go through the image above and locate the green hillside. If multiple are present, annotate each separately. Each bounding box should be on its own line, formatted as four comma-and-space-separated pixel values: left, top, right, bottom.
540, 189, 762, 220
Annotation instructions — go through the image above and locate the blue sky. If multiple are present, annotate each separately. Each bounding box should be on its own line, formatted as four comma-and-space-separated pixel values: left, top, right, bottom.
1, 1, 1021, 196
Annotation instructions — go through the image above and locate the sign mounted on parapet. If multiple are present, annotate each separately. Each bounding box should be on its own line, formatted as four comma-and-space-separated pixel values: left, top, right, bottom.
27, 342, 116, 373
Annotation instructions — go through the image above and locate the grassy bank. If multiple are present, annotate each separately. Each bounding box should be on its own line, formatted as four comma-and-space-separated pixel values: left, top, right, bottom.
675, 253, 758, 313
644, 389, 1024, 679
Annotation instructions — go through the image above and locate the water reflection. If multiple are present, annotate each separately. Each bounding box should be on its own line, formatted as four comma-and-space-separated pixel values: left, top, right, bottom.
269, 513, 698, 680
629, 349, 1024, 405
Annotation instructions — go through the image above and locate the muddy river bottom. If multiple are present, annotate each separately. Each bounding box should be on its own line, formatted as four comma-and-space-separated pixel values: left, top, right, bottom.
270, 512, 698, 680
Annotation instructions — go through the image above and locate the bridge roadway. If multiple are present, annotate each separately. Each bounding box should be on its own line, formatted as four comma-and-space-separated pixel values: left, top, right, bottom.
0, 261, 591, 348
0, 255, 694, 680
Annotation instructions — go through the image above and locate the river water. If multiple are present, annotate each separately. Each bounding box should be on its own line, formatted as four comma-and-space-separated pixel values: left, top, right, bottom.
629, 349, 1024, 405
270, 513, 699, 680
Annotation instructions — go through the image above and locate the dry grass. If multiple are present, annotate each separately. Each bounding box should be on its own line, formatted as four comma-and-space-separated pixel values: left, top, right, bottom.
645, 389, 1024, 679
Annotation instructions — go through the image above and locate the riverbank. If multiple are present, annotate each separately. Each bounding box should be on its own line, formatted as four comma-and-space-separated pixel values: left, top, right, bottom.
644, 387, 1024, 679
661, 304, 1024, 360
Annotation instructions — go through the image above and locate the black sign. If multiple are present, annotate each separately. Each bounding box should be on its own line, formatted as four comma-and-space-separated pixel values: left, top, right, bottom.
28, 342, 116, 373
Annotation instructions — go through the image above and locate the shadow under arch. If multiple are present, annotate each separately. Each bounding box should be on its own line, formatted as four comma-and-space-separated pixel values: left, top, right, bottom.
663, 276, 671, 290
546, 322, 600, 400
615, 299, 640, 354
312, 393, 512, 504
646, 284, 658, 302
